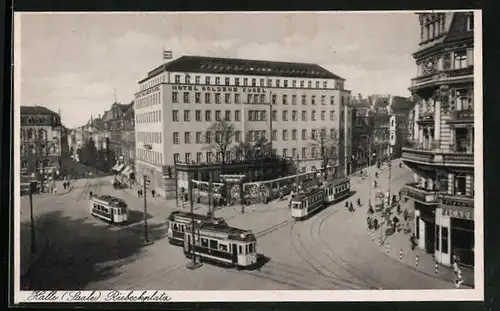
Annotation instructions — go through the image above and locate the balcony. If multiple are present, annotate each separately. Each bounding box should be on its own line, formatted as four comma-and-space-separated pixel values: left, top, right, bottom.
440, 194, 474, 209
417, 112, 434, 125
402, 145, 474, 168
401, 183, 439, 205
448, 109, 474, 124
440, 194, 474, 221
410, 66, 474, 90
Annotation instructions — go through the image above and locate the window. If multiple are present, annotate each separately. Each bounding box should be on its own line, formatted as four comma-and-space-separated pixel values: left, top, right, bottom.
272, 110, 277, 121
282, 110, 288, 121
321, 95, 326, 105
261, 110, 267, 121
321, 110, 326, 121
260, 78, 264, 86
254, 94, 259, 103
215, 93, 221, 104
247, 94, 252, 104
175, 75, 181, 83
272, 94, 277, 105
235, 131, 241, 142
172, 92, 179, 103
205, 76, 210, 85
173, 132, 179, 144
276, 80, 280, 87
183, 110, 191, 122
225, 93, 231, 104
248, 131, 254, 141
311, 147, 317, 158
196, 132, 202, 144
301, 110, 307, 121
205, 110, 212, 122
284, 80, 288, 88
252, 78, 256, 86
174, 153, 180, 163
235, 78, 239, 86
441, 227, 449, 254
225, 77, 230, 85
195, 110, 201, 121
272, 130, 277, 141
312, 95, 316, 105
302, 95, 307, 105
206, 151, 212, 162
215, 110, 222, 121
330, 128, 335, 138
243, 78, 248, 86
225, 110, 231, 121
196, 152, 203, 163
454, 50, 467, 69
172, 110, 179, 122
195, 92, 201, 103
184, 132, 191, 144
308, 81, 312, 88
291, 95, 297, 105
282, 148, 288, 157
205, 131, 213, 144
235, 110, 241, 121
248, 110, 254, 121
282, 95, 288, 105
235, 94, 240, 104
195, 76, 200, 84
267, 79, 272, 87
330, 110, 335, 120
215, 77, 221, 85
292, 129, 297, 140
302, 129, 307, 140
205, 93, 211, 104
283, 130, 288, 141
292, 110, 297, 121
311, 110, 316, 121
185, 75, 191, 84
323, 81, 328, 88
311, 129, 317, 140
260, 94, 265, 103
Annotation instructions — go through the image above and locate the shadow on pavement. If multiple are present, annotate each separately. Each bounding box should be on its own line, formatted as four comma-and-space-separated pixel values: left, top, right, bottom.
124, 210, 154, 226
249, 254, 271, 270
20, 210, 166, 290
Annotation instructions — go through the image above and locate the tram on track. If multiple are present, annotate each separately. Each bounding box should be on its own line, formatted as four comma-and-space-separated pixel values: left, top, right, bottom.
166, 211, 228, 245
183, 223, 258, 269
90, 194, 128, 224
291, 178, 351, 220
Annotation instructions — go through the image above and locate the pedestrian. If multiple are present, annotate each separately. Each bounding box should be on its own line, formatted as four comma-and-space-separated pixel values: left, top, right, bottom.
53, 186, 57, 194
89, 191, 93, 199
357, 198, 361, 206
345, 201, 349, 209
137, 189, 142, 198
375, 172, 379, 179
399, 162, 402, 168
152, 189, 156, 197
410, 234, 417, 250
454, 268, 464, 288
349, 202, 354, 212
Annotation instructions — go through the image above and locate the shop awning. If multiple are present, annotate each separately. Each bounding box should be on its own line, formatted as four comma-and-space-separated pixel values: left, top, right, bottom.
113, 163, 125, 172
112, 163, 120, 171
121, 166, 131, 176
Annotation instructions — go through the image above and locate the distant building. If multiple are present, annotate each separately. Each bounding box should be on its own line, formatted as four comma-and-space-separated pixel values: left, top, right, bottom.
134, 55, 351, 197
402, 12, 475, 268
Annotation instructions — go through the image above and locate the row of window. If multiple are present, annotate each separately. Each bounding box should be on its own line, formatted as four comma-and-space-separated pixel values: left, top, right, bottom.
136, 92, 161, 110
172, 91, 338, 106
172, 146, 323, 164
172, 128, 335, 145
136, 110, 162, 124
136, 131, 163, 144
140, 76, 164, 91
174, 74, 339, 90
137, 148, 163, 166
172, 109, 337, 123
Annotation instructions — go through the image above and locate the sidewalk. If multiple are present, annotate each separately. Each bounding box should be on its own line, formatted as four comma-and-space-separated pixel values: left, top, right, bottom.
20, 224, 48, 277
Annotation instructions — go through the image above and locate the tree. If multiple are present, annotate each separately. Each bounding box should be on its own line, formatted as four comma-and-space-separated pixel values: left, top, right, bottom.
206, 119, 236, 165
311, 127, 339, 180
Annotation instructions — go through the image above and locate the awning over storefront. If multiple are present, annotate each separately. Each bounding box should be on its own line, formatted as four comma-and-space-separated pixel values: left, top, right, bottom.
121, 166, 130, 176
112, 163, 120, 171
113, 163, 125, 172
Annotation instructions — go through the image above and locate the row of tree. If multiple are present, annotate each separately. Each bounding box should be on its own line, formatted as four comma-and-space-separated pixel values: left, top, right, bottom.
206, 119, 339, 180
76, 138, 115, 172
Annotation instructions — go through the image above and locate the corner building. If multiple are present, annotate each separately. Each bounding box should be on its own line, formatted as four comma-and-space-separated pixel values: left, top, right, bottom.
402, 12, 475, 268
134, 55, 351, 197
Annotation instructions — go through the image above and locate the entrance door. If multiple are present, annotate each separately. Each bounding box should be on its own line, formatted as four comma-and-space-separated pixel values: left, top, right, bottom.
425, 220, 435, 254
231, 243, 238, 264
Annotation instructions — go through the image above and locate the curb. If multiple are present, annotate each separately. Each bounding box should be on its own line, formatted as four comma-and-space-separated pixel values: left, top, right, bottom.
21, 228, 49, 278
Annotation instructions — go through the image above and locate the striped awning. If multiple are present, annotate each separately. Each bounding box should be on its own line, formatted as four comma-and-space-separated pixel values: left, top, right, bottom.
114, 163, 125, 172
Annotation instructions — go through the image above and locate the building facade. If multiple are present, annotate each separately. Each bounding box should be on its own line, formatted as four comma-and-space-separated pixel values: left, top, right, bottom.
134, 56, 351, 197
402, 12, 475, 268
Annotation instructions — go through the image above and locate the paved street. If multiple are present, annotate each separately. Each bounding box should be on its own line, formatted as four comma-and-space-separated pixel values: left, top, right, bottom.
20, 160, 459, 290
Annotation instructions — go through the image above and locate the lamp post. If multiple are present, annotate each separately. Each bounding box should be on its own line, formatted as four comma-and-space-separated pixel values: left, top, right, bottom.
29, 181, 37, 253
142, 168, 153, 244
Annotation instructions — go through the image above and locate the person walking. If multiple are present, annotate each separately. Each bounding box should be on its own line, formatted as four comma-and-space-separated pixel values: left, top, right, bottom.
357, 198, 361, 207
410, 234, 417, 250
151, 189, 156, 198
349, 202, 354, 212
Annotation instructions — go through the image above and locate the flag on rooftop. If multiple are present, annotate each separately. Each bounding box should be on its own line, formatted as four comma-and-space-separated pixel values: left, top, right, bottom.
163, 50, 173, 60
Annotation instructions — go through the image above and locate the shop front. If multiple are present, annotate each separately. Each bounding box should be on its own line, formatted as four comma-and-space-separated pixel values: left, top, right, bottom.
413, 202, 436, 254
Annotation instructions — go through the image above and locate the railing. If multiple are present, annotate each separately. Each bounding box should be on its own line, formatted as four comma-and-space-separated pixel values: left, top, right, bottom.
410, 66, 473, 87
453, 109, 474, 121
401, 183, 439, 204
442, 153, 474, 166
402, 146, 474, 167
440, 194, 474, 208
444, 66, 473, 78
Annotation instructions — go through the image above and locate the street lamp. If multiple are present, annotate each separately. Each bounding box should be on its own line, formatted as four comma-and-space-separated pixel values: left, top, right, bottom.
29, 181, 37, 253
142, 167, 154, 245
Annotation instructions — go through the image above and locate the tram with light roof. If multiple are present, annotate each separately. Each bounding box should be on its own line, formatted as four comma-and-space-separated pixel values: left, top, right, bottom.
166, 211, 228, 245
90, 194, 128, 224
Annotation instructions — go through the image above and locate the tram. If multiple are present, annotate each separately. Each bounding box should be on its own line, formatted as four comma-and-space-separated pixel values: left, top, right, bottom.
166, 211, 228, 245
323, 177, 351, 204
183, 223, 258, 269
90, 194, 128, 224
290, 187, 325, 220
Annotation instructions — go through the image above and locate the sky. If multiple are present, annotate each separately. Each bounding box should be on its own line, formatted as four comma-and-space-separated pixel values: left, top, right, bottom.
17, 12, 420, 128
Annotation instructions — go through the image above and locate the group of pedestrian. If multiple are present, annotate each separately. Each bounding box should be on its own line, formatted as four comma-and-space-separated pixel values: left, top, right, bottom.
62, 180, 71, 190
366, 216, 379, 230
345, 200, 355, 212
137, 188, 156, 198
453, 258, 465, 288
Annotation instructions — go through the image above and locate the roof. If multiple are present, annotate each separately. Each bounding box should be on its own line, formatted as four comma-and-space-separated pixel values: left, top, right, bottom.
292, 187, 324, 202
140, 55, 344, 83
21, 106, 59, 116
323, 177, 350, 187
198, 223, 256, 242
92, 195, 127, 208
168, 211, 227, 226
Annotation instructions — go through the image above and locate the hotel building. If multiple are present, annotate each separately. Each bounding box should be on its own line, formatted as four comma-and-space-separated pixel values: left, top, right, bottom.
402, 12, 475, 268
134, 55, 351, 197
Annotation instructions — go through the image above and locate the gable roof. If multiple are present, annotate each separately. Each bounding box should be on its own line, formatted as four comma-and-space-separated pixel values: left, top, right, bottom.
140, 55, 344, 83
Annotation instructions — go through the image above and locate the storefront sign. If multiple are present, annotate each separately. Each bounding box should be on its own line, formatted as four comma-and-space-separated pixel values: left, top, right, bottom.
442, 206, 474, 221
137, 85, 160, 98
172, 85, 266, 93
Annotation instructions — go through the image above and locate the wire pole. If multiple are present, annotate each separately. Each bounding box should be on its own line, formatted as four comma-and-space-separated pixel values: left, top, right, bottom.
189, 176, 197, 265
29, 182, 37, 253
143, 174, 149, 243
208, 173, 213, 220
368, 137, 372, 209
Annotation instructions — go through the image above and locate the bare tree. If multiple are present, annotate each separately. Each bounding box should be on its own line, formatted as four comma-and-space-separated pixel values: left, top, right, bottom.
206, 119, 236, 166
311, 127, 339, 180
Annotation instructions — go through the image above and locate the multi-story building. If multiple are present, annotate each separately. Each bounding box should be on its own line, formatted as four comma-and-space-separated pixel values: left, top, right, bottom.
134, 55, 351, 197
20, 106, 63, 193
402, 12, 475, 268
